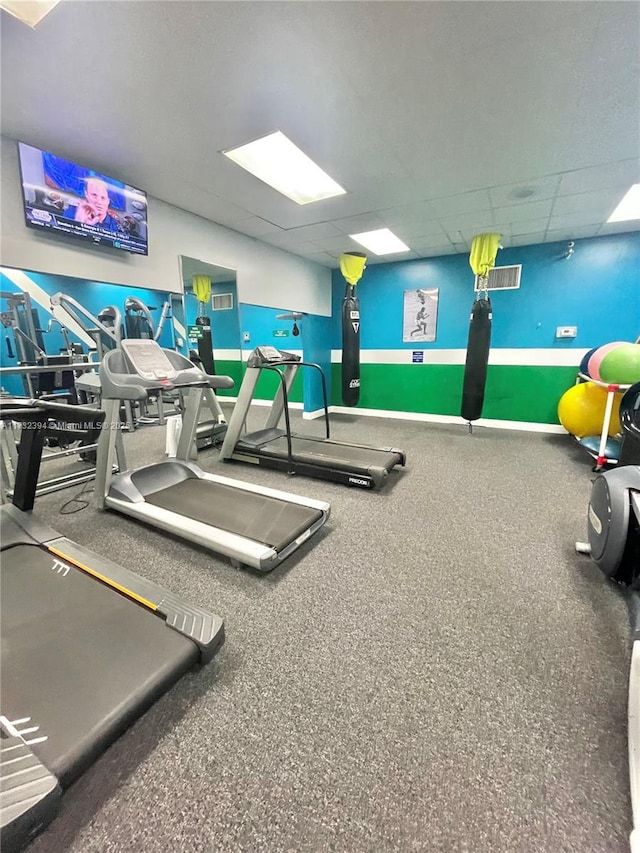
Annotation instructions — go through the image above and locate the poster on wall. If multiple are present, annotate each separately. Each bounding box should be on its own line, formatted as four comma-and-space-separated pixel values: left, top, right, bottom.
403, 288, 439, 342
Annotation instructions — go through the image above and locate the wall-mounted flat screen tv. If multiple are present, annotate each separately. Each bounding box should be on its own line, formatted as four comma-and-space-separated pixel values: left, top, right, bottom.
18, 141, 148, 256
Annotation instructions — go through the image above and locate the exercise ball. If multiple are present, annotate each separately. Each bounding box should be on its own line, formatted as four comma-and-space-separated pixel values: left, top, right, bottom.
588, 342, 629, 382
579, 347, 599, 378
599, 343, 640, 385
557, 382, 622, 438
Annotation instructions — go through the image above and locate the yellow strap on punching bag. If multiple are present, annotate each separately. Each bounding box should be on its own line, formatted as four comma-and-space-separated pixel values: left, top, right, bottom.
192, 275, 212, 304
469, 233, 501, 279
339, 252, 367, 286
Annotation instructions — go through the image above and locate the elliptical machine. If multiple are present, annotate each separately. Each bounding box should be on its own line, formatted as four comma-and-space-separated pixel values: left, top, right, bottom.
576, 389, 640, 852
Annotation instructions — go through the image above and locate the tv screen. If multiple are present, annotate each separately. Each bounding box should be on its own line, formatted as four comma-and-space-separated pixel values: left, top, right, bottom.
17, 141, 148, 256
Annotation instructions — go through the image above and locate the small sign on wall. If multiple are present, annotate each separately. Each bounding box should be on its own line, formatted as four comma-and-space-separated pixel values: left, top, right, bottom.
403, 288, 439, 342
412, 351, 424, 363
273, 329, 290, 338
187, 324, 203, 341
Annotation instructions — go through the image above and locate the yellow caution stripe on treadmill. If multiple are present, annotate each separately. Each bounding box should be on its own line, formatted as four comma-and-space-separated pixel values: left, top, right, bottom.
47, 545, 158, 611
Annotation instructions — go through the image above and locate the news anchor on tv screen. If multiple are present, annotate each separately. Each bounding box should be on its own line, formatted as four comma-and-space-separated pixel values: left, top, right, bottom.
64, 177, 121, 230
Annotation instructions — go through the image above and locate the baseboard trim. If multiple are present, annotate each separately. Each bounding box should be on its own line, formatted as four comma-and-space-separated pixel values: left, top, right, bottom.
222, 398, 566, 434
327, 405, 567, 434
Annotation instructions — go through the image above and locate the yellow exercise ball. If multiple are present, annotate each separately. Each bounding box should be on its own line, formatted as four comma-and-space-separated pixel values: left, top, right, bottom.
558, 382, 622, 438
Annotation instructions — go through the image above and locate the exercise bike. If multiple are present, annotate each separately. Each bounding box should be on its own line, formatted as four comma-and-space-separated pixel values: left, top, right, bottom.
576, 464, 640, 853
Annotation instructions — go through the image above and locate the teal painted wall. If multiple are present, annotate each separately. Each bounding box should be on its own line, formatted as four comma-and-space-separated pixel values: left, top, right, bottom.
184, 280, 241, 351
330, 233, 640, 351
329, 233, 640, 422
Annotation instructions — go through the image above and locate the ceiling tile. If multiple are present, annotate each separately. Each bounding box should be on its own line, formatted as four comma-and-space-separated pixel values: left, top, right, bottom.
598, 221, 640, 236
552, 188, 629, 217
332, 214, 387, 235
488, 175, 561, 208
544, 224, 602, 242
548, 212, 608, 230
438, 212, 496, 240
413, 244, 457, 257
558, 159, 640, 195
297, 251, 337, 266
261, 233, 318, 253
283, 222, 344, 241
234, 217, 283, 237
509, 233, 547, 248
312, 235, 365, 253
508, 218, 550, 236
493, 200, 554, 225
411, 230, 451, 250
429, 190, 493, 218
378, 201, 437, 227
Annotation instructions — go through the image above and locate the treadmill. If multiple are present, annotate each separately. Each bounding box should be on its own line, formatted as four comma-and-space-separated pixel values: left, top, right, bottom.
95, 340, 330, 571
0, 397, 224, 853
219, 345, 406, 489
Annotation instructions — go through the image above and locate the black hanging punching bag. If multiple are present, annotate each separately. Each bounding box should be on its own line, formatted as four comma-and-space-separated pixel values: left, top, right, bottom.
192, 275, 215, 375
196, 315, 216, 375
339, 252, 367, 407
461, 297, 492, 424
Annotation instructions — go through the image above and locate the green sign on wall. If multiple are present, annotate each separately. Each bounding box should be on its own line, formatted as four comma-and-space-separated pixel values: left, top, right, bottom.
188, 324, 203, 341
273, 329, 290, 338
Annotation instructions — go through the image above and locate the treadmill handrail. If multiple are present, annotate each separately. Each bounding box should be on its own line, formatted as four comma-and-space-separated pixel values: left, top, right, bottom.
259, 359, 331, 472
262, 364, 294, 472
268, 360, 331, 440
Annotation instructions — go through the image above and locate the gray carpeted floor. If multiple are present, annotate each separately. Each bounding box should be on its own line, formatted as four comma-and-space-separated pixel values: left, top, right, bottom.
23, 406, 632, 853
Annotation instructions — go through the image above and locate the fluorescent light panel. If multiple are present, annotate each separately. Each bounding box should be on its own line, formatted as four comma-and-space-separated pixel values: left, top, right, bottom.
608, 184, 640, 222
223, 131, 346, 205
349, 228, 410, 256
0, 0, 61, 27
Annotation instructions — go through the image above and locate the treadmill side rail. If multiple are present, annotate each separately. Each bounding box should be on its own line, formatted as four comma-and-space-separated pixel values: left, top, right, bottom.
49, 537, 225, 661
0, 719, 61, 853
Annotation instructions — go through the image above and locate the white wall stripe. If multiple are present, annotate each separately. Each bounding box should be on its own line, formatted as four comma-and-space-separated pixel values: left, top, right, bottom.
220, 399, 564, 433
172, 317, 187, 339
330, 348, 587, 367
329, 405, 566, 434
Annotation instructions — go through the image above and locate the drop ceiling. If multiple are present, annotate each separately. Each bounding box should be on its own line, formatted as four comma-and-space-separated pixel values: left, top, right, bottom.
1, 1, 638, 266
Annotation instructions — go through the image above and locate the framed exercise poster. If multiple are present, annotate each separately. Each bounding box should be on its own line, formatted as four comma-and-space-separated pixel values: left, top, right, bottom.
402, 288, 439, 342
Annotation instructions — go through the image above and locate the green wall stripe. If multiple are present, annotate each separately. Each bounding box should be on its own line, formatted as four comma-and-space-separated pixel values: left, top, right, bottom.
214, 360, 243, 397
216, 360, 303, 403
331, 364, 577, 424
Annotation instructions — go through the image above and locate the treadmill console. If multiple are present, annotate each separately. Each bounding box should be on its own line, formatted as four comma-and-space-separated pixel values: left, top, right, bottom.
121, 339, 179, 382
249, 346, 301, 367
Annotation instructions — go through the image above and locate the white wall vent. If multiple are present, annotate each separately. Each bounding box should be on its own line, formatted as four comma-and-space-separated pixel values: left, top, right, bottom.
212, 293, 234, 311
474, 264, 522, 292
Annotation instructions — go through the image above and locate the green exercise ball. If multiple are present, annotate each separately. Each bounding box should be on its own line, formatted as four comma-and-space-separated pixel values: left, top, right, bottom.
599, 343, 640, 385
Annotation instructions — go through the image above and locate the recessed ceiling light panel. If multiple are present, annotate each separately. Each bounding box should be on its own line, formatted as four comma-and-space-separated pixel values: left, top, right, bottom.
0, 0, 61, 27
608, 184, 640, 222
223, 131, 346, 205
349, 228, 410, 255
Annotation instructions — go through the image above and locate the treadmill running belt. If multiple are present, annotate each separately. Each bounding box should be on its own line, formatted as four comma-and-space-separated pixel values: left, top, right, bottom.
145, 478, 323, 552
249, 436, 402, 472
1, 544, 197, 785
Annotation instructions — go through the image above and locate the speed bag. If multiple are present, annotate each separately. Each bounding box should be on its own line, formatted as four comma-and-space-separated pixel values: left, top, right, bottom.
461, 298, 492, 422
342, 290, 360, 406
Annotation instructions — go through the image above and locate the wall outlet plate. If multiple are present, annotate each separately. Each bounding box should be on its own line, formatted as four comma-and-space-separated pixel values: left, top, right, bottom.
556, 326, 577, 339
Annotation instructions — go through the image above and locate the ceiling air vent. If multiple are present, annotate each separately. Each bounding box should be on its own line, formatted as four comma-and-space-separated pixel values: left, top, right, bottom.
212, 293, 234, 311
474, 264, 522, 292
